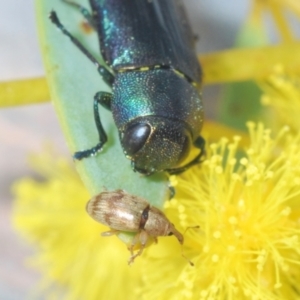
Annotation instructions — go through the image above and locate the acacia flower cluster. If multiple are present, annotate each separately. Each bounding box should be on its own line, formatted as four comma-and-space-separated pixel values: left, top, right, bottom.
13, 122, 300, 299
4, 0, 300, 299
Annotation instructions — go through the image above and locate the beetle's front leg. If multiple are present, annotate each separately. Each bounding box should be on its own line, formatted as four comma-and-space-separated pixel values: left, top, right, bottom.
194, 135, 206, 160
73, 92, 112, 160
166, 135, 206, 175
49, 11, 114, 87
128, 231, 148, 265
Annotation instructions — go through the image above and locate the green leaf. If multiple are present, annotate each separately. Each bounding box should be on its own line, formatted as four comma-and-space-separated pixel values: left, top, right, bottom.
217, 17, 268, 131
35, 0, 168, 207
218, 81, 262, 131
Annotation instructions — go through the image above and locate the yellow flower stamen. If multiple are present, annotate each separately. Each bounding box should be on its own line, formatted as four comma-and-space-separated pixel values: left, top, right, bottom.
260, 66, 300, 134
141, 123, 300, 300
12, 152, 142, 299
0, 78, 49, 107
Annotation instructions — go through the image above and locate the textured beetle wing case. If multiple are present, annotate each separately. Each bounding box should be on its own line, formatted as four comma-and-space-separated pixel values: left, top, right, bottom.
90, 0, 201, 83
86, 190, 149, 232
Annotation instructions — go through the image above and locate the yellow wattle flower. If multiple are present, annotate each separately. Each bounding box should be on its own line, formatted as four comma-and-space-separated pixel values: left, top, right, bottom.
141, 122, 300, 300
261, 66, 300, 135
13, 123, 300, 299
12, 153, 142, 300
3, 0, 300, 298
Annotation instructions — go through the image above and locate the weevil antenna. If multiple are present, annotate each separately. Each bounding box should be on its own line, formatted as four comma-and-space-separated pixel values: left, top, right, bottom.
181, 225, 200, 267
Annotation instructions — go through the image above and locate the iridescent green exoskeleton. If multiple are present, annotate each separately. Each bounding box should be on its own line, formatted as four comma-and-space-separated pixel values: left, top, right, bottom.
50, 0, 205, 175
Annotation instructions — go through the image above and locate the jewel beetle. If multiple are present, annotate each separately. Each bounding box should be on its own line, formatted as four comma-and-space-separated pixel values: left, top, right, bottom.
50, 0, 205, 175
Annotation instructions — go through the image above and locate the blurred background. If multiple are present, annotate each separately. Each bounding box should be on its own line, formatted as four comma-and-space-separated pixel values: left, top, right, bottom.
0, 0, 252, 298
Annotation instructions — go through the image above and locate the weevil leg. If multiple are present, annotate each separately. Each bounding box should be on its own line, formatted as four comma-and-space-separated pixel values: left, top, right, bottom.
128, 233, 140, 257
73, 92, 112, 160
166, 135, 206, 175
101, 229, 119, 237
61, 0, 96, 29
49, 11, 114, 87
128, 231, 148, 265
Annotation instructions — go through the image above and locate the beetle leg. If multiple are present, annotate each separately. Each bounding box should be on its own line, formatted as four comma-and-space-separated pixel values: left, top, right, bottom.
73, 92, 111, 160
128, 230, 148, 265
128, 233, 140, 256
166, 135, 206, 175
194, 135, 206, 158
95, 91, 112, 111
101, 229, 119, 237
168, 184, 176, 200
49, 11, 114, 87
61, 0, 96, 29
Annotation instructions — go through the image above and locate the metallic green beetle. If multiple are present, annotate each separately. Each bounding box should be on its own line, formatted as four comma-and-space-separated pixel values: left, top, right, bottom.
50, 0, 205, 175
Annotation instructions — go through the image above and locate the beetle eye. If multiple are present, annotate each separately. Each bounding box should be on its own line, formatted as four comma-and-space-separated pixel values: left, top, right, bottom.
168, 232, 173, 236
122, 123, 151, 155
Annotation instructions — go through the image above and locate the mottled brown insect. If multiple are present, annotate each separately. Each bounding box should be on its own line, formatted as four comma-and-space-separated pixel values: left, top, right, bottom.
86, 189, 185, 264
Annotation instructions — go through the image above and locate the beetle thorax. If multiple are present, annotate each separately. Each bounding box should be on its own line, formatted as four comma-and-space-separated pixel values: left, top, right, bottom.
144, 206, 172, 237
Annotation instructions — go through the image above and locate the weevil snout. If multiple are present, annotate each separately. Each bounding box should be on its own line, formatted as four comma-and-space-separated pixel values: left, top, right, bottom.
121, 117, 192, 175
168, 224, 184, 244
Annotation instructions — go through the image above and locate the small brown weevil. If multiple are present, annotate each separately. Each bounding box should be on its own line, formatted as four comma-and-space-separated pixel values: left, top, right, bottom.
86, 189, 191, 265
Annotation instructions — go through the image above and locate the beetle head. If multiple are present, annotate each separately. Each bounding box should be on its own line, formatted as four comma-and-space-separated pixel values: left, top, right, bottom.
120, 116, 192, 175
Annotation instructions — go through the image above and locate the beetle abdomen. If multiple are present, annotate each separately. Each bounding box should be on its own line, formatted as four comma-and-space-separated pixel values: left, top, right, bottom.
86, 189, 149, 232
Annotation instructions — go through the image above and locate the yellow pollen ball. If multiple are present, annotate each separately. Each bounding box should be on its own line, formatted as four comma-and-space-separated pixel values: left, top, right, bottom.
240, 158, 248, 165
227, 245, 236, 252
281, 207, 291, 216
229, 276, 236, 284
203, 245, 210, 253
215, 166, 223, 174
228, 216, 238, 225
212, 254, 219, 262
213, 231, 221, 239
234, 230, 241, 237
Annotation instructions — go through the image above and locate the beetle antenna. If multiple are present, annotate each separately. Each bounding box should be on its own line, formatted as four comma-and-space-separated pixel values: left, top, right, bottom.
181, 225, 200, 267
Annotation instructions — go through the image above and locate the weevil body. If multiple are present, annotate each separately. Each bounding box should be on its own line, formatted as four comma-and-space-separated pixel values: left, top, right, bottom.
50, 0, 205, 175
86, 189, 183, 264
